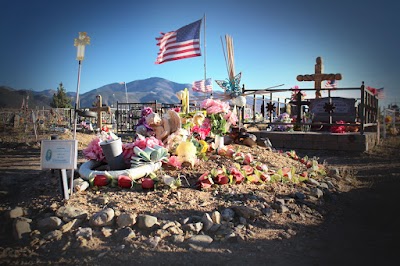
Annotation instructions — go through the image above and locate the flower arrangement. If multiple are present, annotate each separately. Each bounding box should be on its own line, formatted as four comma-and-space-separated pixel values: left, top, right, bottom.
200, 98, 238, 136
271, 113, 294, 131
83, 130, 163, 165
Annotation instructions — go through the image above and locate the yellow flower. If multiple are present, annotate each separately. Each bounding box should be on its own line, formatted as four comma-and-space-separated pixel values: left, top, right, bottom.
199, 140, 208, 153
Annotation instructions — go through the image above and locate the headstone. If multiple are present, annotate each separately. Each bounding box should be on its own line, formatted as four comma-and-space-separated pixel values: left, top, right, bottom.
309, 97, 356, 123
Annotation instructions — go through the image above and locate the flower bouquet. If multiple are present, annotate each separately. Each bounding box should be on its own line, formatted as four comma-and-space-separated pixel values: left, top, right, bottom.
200, 99, 238, 135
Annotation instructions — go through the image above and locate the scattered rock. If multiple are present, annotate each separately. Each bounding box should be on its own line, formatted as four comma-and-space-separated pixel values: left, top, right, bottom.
137, 214, 158, 229
187, 234, 213, 247
89, 208, 115, 227
75, 227, 93, 239
117, 213, 137, 228
8, 207, 25, 219
13, 217, 32, 240
56, 206, 88, 222
37, 216, 63, 231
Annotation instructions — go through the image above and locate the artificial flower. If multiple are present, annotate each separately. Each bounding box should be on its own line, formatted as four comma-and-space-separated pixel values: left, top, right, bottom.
118, 175, 133, 188
330, 120, 346, 133
243, 153, 254, 165
197, 172, 214, 189
93, 174, 110, 187
167, 155, 182, 169
229, 166, 244, 184
200, 98, 238, 136
141, 178, 154, 189
82, 137, 105, 162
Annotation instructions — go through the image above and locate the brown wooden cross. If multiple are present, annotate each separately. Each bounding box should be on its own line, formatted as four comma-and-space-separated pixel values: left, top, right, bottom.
89, 95, 110, 130
296, 57, 342, 98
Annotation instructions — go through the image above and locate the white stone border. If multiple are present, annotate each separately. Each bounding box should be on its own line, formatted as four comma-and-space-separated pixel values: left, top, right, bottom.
78, 160, 162, 181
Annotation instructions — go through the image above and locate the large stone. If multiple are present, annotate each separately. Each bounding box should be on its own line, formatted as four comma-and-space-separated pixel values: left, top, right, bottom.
231, 206, 262, 220
89, 208, 115, 227
221, 208, 235, 222
187, 235, 213, 247
13, 217, 31, 240
37, 216, 63, 231
117, 213, 137, 228
201, 213, 214, 232
76, 227, 93, 239
56, 206, 88, 222
137, 214, 158, 229
8, 207, 25, 219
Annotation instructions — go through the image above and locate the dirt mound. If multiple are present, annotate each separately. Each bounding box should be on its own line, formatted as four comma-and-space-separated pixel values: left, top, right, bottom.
1, 130, 399, 265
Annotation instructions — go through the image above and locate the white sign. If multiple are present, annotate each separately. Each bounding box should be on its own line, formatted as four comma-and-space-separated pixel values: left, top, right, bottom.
41, 140, 78, 170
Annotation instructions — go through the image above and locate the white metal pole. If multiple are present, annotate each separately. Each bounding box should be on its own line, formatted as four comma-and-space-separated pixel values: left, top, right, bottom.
124, 82, 128, 103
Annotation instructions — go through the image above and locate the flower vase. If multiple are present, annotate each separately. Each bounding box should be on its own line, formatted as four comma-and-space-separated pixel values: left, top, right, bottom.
214, 135, 225, 149
100, 138, 127, 170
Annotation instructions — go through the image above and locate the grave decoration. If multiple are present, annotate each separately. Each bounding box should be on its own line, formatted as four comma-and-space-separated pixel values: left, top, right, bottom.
271, 113, 294, 131
296, 56, 342, 98
76, 92, 327, 194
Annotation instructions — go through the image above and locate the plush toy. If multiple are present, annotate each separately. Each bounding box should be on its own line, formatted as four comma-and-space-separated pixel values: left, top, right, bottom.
146, 110, 181, 143
176, 140, 197, 167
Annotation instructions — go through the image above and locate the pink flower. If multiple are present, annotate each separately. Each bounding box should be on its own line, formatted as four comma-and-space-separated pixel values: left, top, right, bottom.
197, 172, 213, 189
242, 165, 254, 175
82, 137, 105, 162
201, 99, 230, 115
141, 107, 153, 117
122, 142, 135, 165
243, 153, 254, 165
215, 174, 229, 185
191, 125, 210, 140
229, 167, 244, 184
133, 135, 163, 149
168, 156, 182, 169
224, 111, 238, 126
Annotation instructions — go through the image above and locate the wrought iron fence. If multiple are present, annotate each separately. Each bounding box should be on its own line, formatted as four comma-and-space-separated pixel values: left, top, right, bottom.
242, 82, 379, 134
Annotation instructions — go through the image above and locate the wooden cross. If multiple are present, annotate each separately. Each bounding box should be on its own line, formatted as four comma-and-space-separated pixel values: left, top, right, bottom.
296, 57, 342, 98
89, 95, 110, 130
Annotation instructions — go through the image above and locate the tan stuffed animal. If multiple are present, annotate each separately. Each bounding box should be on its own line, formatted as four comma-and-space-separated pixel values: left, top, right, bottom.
146, 110, 181, 143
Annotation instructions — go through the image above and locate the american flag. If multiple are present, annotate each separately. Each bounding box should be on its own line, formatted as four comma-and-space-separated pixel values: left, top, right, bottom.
192, 78, 212, 93
325, 79, 337, 88
376, 88, 385, 99
155, 19, 202, 64
367, 86, 385, 99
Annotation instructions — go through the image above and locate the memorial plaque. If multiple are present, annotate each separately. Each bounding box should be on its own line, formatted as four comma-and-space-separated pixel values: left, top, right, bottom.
41, 140, 78, 170
309, 97, 356, 123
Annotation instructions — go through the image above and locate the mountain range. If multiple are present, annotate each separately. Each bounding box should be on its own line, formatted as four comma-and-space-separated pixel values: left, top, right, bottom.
0, 77, 212, 109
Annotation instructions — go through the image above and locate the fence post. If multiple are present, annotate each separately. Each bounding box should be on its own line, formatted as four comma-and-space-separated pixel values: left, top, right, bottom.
360, 82, 365, 134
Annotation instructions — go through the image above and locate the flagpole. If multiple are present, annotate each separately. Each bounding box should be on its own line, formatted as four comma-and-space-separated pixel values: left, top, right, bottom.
203, 14, 209, 98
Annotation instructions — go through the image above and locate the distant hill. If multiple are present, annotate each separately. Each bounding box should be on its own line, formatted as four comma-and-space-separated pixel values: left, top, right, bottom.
0, 77, 207, 109
0, 86, 58, 109
79, 77, 193, 108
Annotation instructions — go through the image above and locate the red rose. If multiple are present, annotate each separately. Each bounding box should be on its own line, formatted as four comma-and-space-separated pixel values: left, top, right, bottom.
216, 174, 229, 185
118, 175, 133, 188
141, 178, 154, 189
94, 174, 110, 187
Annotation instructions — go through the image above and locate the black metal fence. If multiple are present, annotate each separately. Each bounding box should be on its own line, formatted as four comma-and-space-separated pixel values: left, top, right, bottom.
242, 82, 379, 134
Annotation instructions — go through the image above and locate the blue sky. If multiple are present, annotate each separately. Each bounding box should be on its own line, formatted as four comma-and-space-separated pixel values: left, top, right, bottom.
1, 0, 398, 107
